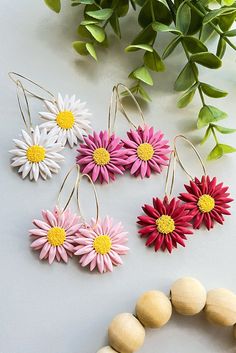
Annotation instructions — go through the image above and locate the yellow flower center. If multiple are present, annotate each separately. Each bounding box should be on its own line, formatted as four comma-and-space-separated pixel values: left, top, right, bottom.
56, 111, 75, 129
47, 227, 66, 246
197, 194, 215, 213
93, 148, 110, 166
26, 145, 46, 163
137, 143, 154, 161
93, 235, 112, 255
156, 215, 175, 235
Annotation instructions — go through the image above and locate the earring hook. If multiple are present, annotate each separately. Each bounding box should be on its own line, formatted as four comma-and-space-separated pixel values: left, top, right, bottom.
164, 150, 177, 200
9, 72, 55, 102
16, 80, 33, 133
173, 135, 207, 180
57, 165, 80, 212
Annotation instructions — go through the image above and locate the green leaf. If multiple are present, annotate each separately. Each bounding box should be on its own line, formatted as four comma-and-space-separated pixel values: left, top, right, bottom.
116, 0, 129, 17
207, 145, 224, 160
138, 0, 172, 28
200, 23, 215, 43
200, 83, 228, 98
130, 66, 153, 85
80, 20, 99, 25
224, 28, 236, 37
197, 105, 227, 128
44, 0, 61, 13
85, 25, 105, 42
138, 85, 151, 102
218, 143, 236, 154
182, 36, 208, 53
219, 11, 236, 31
110, 13, 121, 38
76, 0, 95, 3
212, 125, 236, 134
191, 52, 222, 69
203, 7, 236, 24
152, 22, 181, 35
174, 63, 198, 92
86, 42, 97, 60
86, 8, 113, 20
176, 1, 191, 34
125, 44, 153, 52
200, 126, 212, 144
72, 41, 89, 56
216, 37, 226, 59
162, 36, 181, 59
187, 9, 202, 35
177, 83, 198, 108
144, 50, 165, 72
132, 24, 156, 45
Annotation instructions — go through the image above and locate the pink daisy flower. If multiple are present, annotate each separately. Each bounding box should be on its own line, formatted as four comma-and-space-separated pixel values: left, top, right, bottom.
76, 130, 127, 183
30, 207, 81, 264
74, 216, 129, 273
137, 196, 193, 253
123, 125, 171, 178
179, 175, 233, 230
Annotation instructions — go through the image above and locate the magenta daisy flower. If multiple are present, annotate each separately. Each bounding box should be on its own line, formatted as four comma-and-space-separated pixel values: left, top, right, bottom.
30, 207, 81, 264
137, 196, 193, 253
179, 175, 233, 230
74, 216, 129, 273
123, 125, 171, 178
76, 130, 127, 183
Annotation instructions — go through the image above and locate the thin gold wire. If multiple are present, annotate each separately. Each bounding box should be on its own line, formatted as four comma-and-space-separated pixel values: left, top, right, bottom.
57, 165, 80, 212
107, 83, 145, 133
16, 80, 33, 132
8, 72, 54, 102
77, 173, 99, 225
164, 149, 177, 200
173, 135, 207, 180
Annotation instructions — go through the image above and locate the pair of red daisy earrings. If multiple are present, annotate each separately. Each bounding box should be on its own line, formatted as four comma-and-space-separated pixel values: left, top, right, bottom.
29, 165, 129, 273
138, 135, 233, 253
76, 83, 171, 183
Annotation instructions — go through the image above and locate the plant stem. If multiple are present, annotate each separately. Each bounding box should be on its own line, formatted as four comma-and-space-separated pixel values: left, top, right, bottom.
210, 125, 219, 144
166, 0, 176, 20
186, 0, 236, 51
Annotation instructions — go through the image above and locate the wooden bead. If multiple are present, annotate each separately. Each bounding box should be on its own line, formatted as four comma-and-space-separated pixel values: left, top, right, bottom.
136, 290, 172, 328
97, 347, 118, 353
170, 277, 206, 316
205, 288, 236, 326
108, 313, 145, 353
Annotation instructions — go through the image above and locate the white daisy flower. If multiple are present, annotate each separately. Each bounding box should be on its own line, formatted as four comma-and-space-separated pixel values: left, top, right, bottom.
10, 126, 64, 181
39, 93, 92, 148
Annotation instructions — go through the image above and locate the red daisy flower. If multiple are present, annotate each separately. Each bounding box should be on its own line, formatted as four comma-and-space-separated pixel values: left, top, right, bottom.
123, 125, 171, 178
76, 130, 127, 184
179, 175, 233, 230
137, 196, 193, 253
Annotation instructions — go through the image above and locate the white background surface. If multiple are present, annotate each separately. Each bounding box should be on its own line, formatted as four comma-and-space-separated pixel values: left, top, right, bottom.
1, 1, 236, 353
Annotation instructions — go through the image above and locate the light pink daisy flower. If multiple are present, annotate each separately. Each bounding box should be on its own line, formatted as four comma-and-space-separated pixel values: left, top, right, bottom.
30, 207, 81, 264
74, 216, 129, 273
123, 125, 171, 178
76, 130, 127, 183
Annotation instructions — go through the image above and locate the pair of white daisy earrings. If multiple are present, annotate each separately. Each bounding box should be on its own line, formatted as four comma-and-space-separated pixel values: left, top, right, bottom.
9, 72, 92, 181
29, 165, 129, 273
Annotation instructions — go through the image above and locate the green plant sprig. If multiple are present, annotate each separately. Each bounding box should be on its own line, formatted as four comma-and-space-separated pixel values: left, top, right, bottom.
44, 0, 236, 160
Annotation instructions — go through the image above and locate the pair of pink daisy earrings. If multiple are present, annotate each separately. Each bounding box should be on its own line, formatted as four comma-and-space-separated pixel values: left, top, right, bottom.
29, 165, 129, 273
138, 135, 233, 253
9, 72, 92, 181
76, 83, 171, 183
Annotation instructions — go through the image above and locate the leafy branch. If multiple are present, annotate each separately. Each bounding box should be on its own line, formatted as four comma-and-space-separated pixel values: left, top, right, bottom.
44, 0, 236, 160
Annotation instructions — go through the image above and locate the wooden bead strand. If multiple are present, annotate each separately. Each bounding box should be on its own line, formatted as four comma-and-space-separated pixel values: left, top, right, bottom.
97, 277, 236, 353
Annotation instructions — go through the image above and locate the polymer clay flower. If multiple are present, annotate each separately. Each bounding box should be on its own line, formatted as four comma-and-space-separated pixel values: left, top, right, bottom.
39, 93, 92, 147
137, 196, 193, 253
179, 175, 233, 230
74, 216, 129, 273
76, 130, 127, 183
9, 126, 64, 181
123, 125, 171, 178
30, 207, 81, 264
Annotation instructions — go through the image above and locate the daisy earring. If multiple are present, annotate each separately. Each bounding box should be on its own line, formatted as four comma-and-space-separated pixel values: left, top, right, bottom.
115, 83, 171, 179
8, 72, 92, 148
9, 80, 64, 181
174, 135, 233, 230
73, 173, 129, 273
29, 166, 82, 264
76, 85, 130, 184
137, 150, 193, 253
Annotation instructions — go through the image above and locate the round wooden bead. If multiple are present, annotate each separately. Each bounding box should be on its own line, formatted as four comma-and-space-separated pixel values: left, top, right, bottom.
136, 290, 172, 328
205, 288, 236, 326
170, 277, 206, 316
97, 347, 118, 353
108, 313, 145, 353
